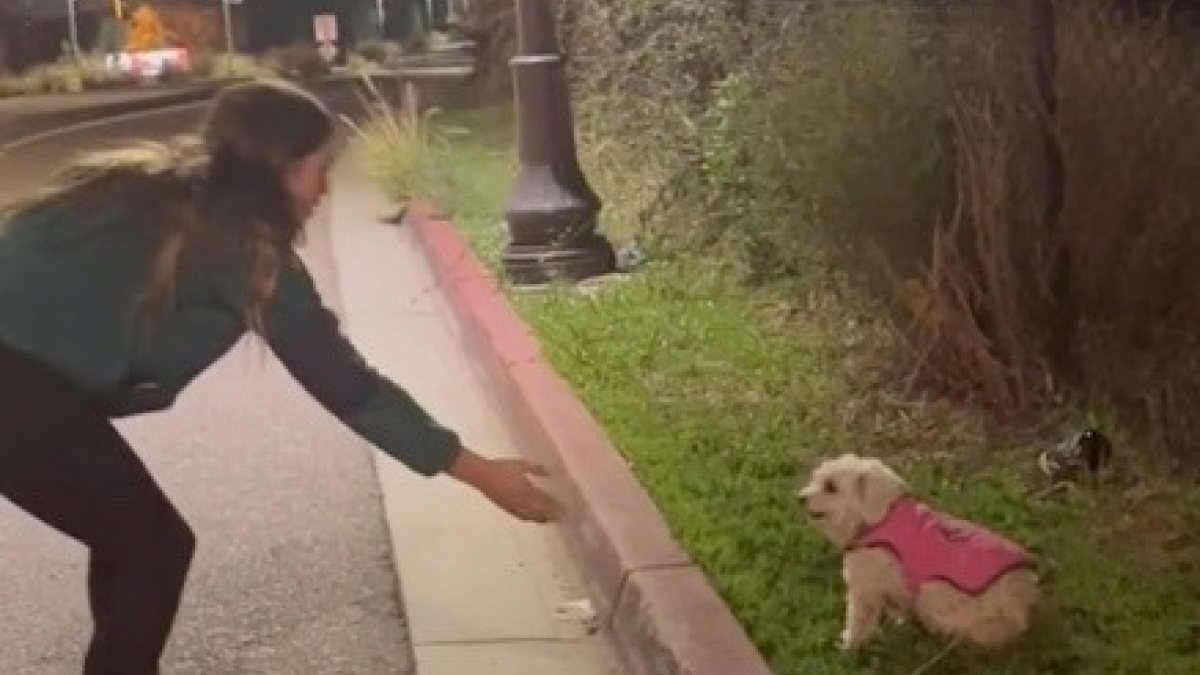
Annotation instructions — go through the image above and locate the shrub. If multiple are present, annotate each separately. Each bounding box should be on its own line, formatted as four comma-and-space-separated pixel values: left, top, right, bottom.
3, 59, 111, 94
562, 0, 1200, 456
77, 56, 140, 89
562, 0, 744, 246
262, 44, 332, 81
699, 4, 956, 287
354, 40, 405, 66
885, 0, 1200, 432
191, 52, 273, 80
1053, 1, 1200, 449
345, 80, 470, 214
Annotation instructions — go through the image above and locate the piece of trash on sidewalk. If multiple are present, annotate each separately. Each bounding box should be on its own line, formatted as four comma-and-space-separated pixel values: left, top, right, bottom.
555, 598, 600, 634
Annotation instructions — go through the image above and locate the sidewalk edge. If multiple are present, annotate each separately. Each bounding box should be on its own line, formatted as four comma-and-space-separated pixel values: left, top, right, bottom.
406, 202, 776, 675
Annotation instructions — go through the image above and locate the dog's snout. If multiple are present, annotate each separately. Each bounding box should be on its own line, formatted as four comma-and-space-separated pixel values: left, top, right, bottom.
799, 488, 828, 519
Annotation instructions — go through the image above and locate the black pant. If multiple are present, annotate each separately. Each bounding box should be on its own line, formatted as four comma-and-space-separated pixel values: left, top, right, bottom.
0, 342, 195, 675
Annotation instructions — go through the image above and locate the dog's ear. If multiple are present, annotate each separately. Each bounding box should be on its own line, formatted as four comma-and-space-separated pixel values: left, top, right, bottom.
854, 459, 908, 524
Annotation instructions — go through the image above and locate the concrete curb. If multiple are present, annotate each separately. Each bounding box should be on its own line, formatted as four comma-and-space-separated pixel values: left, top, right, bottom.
405, 201, 776, 675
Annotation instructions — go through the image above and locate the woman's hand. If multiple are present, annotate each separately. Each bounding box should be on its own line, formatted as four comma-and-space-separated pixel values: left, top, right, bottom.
447, 448, 563, 523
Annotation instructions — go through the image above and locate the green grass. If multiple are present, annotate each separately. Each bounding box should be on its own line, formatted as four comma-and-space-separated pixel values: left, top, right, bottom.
362, 102, 1200, 675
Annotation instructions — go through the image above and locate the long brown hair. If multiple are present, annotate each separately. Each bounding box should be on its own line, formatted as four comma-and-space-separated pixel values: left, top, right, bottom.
1, 77, 336, 331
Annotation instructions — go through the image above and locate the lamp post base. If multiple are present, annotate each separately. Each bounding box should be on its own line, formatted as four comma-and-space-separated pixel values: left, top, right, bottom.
500, 233, 617, 287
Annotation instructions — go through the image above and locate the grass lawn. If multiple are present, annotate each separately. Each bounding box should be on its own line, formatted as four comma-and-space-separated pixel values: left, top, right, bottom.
361, 101, 1200, 675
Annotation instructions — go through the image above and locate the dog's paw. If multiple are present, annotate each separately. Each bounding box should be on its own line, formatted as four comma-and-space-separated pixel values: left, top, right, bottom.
837, 630, 859, 652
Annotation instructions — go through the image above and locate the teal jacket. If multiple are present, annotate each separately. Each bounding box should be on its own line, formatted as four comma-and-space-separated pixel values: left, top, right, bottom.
0, 200, 462, 477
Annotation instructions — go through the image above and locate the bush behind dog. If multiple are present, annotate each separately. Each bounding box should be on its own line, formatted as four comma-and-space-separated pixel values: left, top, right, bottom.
559, 0, 1200, 457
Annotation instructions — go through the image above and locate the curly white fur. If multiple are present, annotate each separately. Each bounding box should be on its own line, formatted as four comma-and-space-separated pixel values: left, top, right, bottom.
798, 453, 1040, 651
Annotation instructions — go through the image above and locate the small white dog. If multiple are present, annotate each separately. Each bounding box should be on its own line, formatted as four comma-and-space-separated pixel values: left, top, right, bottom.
798, 453, 1039, 651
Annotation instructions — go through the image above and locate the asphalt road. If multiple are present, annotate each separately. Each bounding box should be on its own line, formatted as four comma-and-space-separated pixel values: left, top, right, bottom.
0, 106, 417, 674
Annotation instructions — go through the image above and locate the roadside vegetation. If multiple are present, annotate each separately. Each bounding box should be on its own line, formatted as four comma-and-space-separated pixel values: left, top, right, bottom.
360, 1, 1200, 673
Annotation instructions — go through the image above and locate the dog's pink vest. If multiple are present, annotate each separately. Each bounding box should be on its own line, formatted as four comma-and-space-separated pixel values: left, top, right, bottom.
849, 497, 1033, 596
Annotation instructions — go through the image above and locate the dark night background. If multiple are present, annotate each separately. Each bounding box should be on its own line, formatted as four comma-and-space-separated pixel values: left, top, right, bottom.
244, 0, 364, 52
0, 0, 439, 71
180, 0, 432, 52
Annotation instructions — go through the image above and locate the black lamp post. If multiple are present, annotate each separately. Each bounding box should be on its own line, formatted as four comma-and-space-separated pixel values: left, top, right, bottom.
501, 0, 615, 286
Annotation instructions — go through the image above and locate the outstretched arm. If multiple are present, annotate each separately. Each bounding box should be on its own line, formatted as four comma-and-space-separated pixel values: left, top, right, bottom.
256, 254, 560, 521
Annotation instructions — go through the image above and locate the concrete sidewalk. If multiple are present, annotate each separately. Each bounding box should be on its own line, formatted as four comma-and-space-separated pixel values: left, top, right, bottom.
327, 146, 624, 675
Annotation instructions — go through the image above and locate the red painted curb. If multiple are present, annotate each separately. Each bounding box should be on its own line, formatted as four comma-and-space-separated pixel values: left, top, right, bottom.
406, 201, 776, 675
